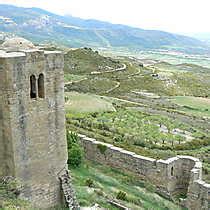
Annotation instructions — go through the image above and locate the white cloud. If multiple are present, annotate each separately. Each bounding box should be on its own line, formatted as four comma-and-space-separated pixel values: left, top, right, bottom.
0, 0, 209, 33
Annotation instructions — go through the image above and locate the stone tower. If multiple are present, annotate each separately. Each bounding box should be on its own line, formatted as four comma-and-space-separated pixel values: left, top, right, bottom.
0, 38, 75, 209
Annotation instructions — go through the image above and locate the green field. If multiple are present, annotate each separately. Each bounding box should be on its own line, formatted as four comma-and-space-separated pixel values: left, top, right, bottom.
71, 161, 183, 210
64, 74, 86, 83
65, 92, 115, 114
171, 96, 210, 117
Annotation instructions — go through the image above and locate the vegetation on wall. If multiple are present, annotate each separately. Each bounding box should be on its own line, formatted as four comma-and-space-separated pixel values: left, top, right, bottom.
67, 131, 83, 168
97, 144, 107, 155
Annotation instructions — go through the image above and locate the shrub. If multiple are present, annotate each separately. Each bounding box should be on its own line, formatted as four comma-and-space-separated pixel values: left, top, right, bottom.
97, 144, 107, 154
79, 199, 89, 207
64, 96, 69, 102
116, 191, 127, 201
68, 143, 83, 168
134, 139, 146, 147
126, 196, 142, 205
67, 131, 79, 149
85, 178, 94, 188
91, 112, 97, 118
113, 136, 124, 143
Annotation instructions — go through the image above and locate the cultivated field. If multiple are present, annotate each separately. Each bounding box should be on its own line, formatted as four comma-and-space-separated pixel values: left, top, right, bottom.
65, 92, 115, 113
171, 96, 210, 117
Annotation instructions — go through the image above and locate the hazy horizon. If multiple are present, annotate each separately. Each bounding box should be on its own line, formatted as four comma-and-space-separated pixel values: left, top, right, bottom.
0, 0, 210, 36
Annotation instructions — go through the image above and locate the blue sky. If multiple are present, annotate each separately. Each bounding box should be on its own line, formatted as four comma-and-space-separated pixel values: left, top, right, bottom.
0, 0, 209, 34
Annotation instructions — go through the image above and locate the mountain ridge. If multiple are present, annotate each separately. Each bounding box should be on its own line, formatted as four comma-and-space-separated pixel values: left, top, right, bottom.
0, 4, 209, 54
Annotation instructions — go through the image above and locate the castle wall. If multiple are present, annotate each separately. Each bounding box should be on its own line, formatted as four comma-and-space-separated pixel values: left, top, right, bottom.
0, 50, 68, 208
79, 135, 169, 195
156, 156, 198, 197
79, 134, 210, 210
0, 98, 3, 177
184, 162, 210, 210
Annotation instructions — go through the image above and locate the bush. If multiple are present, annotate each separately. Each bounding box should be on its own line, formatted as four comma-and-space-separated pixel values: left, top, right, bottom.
97, 144, 107, 154
113, 136, 124, 143
79, 199, 89, 207
85, 178, 94, 187
116, 191, 127, 201
68, 143, 83, 168
134, 139, 146, 147
126, 196, 142, 205
67, 131, 79, 149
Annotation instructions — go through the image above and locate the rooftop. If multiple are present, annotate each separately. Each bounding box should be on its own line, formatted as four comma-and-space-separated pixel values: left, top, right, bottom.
1, 37, 37, 51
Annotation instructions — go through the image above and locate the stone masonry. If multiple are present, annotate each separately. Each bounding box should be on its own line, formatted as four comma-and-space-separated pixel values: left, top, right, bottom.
79, 134, 210, 210
0, 38, 78, 209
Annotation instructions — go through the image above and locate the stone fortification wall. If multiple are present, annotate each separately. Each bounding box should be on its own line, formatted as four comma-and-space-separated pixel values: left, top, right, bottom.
184, 160, 210, 210
0, 102, 2, 177
78, 134, 210, 210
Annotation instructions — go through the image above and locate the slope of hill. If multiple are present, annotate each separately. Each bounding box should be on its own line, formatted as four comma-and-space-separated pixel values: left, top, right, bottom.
64, 48, 121, 74
64, 48, 210, 183
0, 4, 209, 53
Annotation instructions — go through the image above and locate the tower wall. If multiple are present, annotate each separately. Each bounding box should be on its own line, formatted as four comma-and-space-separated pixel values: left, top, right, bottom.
0, 53, 24, 177
0, 59, 6, 177
0, 49, 68, 208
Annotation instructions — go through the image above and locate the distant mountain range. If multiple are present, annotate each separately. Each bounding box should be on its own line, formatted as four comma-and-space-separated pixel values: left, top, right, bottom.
0, 4, 209, 54
190, 33, 210, 45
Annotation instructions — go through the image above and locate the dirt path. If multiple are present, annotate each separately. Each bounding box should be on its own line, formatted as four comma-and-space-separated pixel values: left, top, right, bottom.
105, 82, 120, 94
65, 78, 87, 86
90, 64, 126, 75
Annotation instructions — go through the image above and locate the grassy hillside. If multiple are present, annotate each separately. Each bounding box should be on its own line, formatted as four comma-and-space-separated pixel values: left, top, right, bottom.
171, 96, 210, 117
65, 92, 116, 113
65, 50, 210, 98
71, 161, 183, 210
64, 48, 210, 183
64, 48, 120, 75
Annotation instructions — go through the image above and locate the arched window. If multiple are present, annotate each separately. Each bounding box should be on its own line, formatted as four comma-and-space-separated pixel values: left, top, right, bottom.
30, 75, 37, 99
171, 167, 174, 176
38, 73, 45, 98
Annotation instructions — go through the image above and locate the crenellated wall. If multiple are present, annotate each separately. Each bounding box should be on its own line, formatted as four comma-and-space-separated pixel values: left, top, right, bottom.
78, 134, 210, 210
